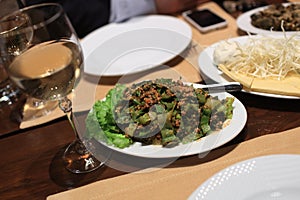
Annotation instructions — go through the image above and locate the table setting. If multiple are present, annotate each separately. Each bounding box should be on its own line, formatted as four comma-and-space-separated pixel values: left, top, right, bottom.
1, 0, 300, 199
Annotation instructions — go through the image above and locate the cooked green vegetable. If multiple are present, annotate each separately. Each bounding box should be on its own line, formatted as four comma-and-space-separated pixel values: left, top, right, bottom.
85, 83, 133, 148
86, 79, 234, 148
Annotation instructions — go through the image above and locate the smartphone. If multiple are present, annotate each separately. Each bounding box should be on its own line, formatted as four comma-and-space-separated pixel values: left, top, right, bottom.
182, 9, 227, 33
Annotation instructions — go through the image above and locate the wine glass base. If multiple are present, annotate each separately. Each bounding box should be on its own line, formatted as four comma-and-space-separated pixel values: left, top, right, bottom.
22, 99, 58, 121
63, 139, 103, 174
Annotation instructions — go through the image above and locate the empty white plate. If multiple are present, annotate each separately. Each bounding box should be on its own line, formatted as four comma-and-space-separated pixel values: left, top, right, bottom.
189, 154, 300, 200
81, 15, 192, 76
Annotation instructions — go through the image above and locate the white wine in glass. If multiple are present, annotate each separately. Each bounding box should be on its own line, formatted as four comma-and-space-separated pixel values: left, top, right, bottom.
1, 3, 102, 173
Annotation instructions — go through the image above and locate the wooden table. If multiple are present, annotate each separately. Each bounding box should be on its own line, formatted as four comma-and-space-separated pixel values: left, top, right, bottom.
1, 1, 299, 200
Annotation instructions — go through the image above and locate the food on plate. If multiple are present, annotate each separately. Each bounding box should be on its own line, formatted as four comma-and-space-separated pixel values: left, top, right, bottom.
213, 35, 300, 96
213, 40, 241, 66
250, 3, 300, 31
86, 79, 234, 149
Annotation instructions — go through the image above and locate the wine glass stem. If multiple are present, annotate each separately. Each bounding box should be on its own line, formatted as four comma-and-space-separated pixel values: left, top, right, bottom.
58, 96, 79, 139
59, 96, 102, 173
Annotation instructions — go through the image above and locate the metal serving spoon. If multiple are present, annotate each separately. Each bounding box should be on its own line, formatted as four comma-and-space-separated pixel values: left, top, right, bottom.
186, 82, 243, 93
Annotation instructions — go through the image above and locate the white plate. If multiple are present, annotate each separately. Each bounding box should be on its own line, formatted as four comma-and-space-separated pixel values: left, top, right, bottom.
95, 89, 247, 158
81, 15, 192, 76
198, 35, 300, 99
189, 154, 300, 200
237, 3, 300, 36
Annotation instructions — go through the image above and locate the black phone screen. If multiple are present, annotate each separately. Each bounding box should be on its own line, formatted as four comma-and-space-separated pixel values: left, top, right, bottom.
187, 9, 226, 27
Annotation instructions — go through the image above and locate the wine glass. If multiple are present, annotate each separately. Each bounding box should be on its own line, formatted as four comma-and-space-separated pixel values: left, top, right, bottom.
0, 3, 101, 173
0, 0, 23, 106
0, 1, 58, 118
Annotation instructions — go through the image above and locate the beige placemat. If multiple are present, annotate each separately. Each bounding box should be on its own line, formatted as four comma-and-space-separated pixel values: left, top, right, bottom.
20, 1, 238, 129
47, 126, 300, 200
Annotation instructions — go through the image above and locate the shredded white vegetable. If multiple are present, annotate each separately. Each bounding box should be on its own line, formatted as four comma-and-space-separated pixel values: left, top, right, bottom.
214, 34, 300, 80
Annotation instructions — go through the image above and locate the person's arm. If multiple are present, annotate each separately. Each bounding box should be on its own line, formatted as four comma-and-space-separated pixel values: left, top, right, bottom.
110, 0, 210, 23
154, 0, 211, 14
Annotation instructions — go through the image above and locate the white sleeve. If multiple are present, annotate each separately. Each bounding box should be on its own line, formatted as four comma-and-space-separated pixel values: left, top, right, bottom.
109, 0, 157, 23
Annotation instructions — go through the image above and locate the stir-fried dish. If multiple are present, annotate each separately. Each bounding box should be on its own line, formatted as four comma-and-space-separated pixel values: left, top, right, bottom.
250, 4, 300, 31
86, 79, 234, 148
213, 35, 300, 80
213, 35, 300, 97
